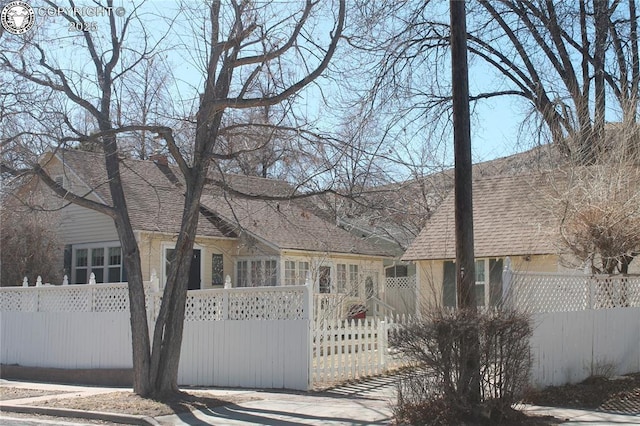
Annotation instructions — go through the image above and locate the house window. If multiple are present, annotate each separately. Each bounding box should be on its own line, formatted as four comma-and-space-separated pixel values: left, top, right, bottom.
475, 260, 486, 307
336, 263, 360, 295
349, 265, 359, 296
108, 247, 126, 282
385, 265, 408, 278
72, 243, 125, 284
319, 265, 331, 293
75, 248, 88, 284
442, 259, 503, 308
365, 271, 378, 298
212, 254, 224, 286
298, 262, 309, 285
236, 258, 278, 287
237, 260, 248, 287
285, 261, 296, 285
337, 264, 347, 292
285, 260, 308, 286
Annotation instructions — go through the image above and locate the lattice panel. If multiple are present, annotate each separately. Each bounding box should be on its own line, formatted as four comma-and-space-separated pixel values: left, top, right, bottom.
593, 277, 640, 309
0, 290, 37, 312
385, 276, 416, 289
184, 293, 225, 321
92, 286, 129, 312
38, 287, 92, 312
509, 273, 640, 312
228, 289, 306, 320
626, 278, 640, 307
510, 274, 588, 312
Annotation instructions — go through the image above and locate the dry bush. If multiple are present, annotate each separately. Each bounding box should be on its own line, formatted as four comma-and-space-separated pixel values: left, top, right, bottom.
0, 207, 63, 286
390, 308, 533, 425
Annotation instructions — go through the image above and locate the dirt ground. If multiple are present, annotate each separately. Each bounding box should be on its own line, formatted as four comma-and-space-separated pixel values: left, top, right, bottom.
0, 387, 257, 417
523, 372, 640, 415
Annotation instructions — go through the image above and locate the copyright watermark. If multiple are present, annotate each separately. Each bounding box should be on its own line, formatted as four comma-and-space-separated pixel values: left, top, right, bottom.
1, 2, 125, 35
1, 1, 35, 35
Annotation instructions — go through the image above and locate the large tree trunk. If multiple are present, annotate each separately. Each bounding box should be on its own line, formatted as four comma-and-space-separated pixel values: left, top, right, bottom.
101, 134, 152, 396
148, 181, 205, 396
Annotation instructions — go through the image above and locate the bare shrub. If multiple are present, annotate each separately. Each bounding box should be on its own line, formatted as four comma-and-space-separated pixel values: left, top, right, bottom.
391, 308, 533, 425
0, 207, 63, 287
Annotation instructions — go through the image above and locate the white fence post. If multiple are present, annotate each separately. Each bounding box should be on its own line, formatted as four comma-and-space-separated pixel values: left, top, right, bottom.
22, 277, 28, 287
62, 275, 69, 286
36, 276, 43, 287
378, 319, 387, 371
224, 275, 231, 289
306, 272, 314, 390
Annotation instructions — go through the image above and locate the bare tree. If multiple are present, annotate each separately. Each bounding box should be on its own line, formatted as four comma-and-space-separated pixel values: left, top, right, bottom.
550, 124, 640, 274
343, 0, 639, 165
1, 0, 344, 397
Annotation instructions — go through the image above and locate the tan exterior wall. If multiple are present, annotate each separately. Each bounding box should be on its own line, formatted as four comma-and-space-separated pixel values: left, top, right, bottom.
137, 232, 238, 289
415, 254, 562, 311
415, 260, 445, 311
509, 254, 560, 273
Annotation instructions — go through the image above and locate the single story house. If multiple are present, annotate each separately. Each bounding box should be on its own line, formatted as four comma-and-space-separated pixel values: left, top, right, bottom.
402, 172, 574, 310
15, 150, 393, 308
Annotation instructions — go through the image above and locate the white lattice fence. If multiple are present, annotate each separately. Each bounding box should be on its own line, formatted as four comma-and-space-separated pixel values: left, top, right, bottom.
0, 284, 130, 313
227, 287, 307, 320
505, 270, 640, 312
385, 276, 417, 316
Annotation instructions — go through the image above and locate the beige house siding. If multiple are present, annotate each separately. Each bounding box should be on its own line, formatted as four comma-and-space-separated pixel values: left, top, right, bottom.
137, 232, 238, 289
415, 254, 562, 310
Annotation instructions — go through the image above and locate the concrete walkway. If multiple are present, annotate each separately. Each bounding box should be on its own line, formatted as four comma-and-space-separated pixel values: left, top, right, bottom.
1, 378, 639, 425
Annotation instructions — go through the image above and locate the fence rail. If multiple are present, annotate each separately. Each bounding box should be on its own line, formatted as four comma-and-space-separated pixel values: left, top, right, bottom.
503, 266, 640, 313
311, 314, 413, 388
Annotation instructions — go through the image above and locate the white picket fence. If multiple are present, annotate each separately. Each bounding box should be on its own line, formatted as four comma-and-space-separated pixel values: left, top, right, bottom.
311, 314, 413, 388
1, 273, 411, 390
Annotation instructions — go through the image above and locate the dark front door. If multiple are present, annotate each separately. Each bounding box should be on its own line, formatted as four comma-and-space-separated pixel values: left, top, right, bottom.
188, 249, 201, 290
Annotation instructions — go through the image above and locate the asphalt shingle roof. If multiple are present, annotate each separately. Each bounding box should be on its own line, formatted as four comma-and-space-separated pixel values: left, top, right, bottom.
54, 150, 391, 256
402, 173, 560, 261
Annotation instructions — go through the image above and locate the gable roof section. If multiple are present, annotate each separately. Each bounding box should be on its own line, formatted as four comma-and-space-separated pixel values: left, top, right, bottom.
52, 150, 391, 256
402, 173, 560, 261
201, 195, 391, 256
54, 150, 235, 238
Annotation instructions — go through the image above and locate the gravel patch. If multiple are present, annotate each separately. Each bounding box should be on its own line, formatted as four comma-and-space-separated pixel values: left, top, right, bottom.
34, 390, 258, 417
0, 387, 70, 401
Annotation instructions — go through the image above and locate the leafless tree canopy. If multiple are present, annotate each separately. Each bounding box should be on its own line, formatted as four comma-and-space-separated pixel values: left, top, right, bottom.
343, 0, 639, 164
1, 0, 345, 397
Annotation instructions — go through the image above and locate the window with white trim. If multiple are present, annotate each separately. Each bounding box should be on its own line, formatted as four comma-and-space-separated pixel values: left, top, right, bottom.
285, 260, 310, 285
475, 260, 486, 307
72, 243, 126, 284
336, 263, 359, 295
236, 258, 278, 287
442, 259, 502, 307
